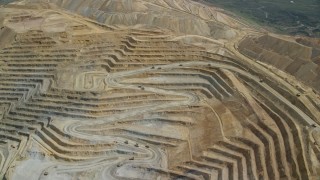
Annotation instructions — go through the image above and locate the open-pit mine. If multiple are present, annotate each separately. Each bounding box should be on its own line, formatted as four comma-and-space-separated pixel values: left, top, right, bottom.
0, 0, 320, 179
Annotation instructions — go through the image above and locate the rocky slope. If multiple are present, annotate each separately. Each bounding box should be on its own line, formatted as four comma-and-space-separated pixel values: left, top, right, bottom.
24, 0, 246, 39
239, 34, 320, 91
0, 0, 319, 179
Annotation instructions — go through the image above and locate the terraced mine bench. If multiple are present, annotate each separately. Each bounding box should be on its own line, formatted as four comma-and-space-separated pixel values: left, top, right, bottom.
0, 0, 319, 179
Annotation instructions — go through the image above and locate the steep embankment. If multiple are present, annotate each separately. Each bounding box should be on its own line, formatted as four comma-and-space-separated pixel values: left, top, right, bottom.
239, 34, 320, 91
0, 27, 15, 49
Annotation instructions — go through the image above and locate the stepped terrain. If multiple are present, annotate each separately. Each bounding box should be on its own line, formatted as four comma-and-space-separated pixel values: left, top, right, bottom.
0, 0, 320, 179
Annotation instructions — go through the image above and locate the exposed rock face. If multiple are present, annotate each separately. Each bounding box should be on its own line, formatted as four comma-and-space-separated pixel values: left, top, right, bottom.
0, 0, 319, 180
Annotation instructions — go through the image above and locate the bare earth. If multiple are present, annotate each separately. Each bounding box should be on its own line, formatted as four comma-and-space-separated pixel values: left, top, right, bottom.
0, 0, 320, 179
